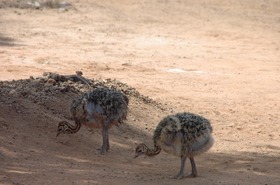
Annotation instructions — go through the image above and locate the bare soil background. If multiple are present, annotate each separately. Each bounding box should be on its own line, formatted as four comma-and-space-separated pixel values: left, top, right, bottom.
0, 0, 280, 184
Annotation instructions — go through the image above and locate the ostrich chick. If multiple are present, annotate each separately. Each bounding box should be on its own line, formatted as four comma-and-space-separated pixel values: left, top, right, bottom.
134, 112, 214, 179
57, 87, 129, 154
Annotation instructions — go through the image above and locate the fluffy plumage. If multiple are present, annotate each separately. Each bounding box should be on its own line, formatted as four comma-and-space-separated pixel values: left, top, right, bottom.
135, 112, 214, 179
57, 87, 129, 154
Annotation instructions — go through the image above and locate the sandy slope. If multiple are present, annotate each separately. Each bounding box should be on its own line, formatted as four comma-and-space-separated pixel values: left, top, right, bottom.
0, 0, 280, 184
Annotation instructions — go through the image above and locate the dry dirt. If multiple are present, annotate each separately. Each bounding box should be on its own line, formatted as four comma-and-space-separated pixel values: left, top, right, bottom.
0, 0, 280, 185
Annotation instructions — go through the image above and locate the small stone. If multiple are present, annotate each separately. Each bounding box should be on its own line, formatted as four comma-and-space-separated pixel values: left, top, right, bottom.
42, 72, 49, 76
59, 7, 68, 12
9, 89, 17, 94
76, 71, 83, 76
46, 78, 56, 85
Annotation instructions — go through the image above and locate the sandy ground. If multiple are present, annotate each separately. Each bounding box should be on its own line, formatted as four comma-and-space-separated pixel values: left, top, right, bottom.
0, 0, 280, 184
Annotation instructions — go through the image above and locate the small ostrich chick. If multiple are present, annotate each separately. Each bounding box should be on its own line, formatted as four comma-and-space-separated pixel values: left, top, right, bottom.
57, 87, 129, 154
134, 112, 214, 179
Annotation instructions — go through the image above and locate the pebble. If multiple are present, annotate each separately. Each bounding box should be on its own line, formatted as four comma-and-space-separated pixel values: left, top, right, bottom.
9, 89, 17, 94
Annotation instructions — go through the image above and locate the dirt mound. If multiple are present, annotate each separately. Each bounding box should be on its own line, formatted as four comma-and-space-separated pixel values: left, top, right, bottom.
0, 72, 172, 185
0, 72, 169, 138
0, 71, 165, 109
0, 71, 169, 137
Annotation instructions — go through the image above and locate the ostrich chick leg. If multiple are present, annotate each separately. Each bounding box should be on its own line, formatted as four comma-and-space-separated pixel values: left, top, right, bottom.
188, 157, 197, 177
100, 126, 110, 154
172, 155, 187, 179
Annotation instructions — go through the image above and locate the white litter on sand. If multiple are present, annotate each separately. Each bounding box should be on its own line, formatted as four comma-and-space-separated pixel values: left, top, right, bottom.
166, 68, 206, 74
